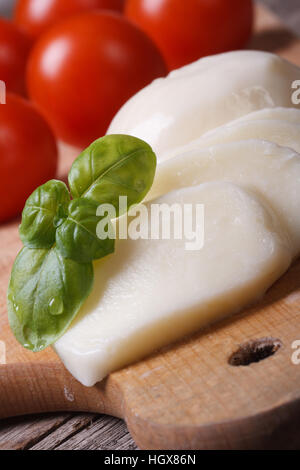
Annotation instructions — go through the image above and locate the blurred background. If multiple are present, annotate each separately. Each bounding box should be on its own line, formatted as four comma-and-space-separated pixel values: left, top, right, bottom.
262, 0, 300, 37
1, 0, 300, 34
0, 0, 299, 220
0, 0, 299, 223
0, 0, 298, 31
0, 0, 15, 16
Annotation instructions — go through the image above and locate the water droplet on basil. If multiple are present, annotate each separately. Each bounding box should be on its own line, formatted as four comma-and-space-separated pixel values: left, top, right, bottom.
48, 297, 64, 316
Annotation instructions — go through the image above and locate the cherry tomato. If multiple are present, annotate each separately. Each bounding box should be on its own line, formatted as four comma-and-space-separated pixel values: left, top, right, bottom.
125, 0, 253, 70
0, 18, 31, 95
27, 12, 167, 148
0, 94, 58, 223
14, 0, 126, 40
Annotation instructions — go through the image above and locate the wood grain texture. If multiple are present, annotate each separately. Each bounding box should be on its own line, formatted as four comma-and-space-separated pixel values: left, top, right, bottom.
0, 412, 137, 450
0, 414, 71, 450
31, 415, 138, 450
1, 3, 300, 450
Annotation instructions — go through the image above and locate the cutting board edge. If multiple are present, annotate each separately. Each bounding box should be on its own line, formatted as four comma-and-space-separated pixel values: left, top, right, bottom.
124, 393, 300, 450
2, 359, 300, 450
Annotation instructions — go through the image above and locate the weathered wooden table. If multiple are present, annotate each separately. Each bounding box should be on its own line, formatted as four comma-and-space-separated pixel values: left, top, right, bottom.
0, 0, 299, 451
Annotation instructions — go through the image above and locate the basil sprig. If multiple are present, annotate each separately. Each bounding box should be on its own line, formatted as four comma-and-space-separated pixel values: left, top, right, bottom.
7, 135, 156, 351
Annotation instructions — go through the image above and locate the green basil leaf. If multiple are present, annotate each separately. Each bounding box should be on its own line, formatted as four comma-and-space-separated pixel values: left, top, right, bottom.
8, 134, 157, 352
68, 134, 156, 214
19, 180, 70, 249
7, 247, 93, 352
56, 198, 115, 263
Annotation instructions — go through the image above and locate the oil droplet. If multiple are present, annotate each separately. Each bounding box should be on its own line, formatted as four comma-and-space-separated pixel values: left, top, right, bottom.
49, 297, 64, 316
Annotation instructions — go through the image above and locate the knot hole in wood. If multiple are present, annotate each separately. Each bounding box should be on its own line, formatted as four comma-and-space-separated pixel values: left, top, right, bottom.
228, 337, 283, 367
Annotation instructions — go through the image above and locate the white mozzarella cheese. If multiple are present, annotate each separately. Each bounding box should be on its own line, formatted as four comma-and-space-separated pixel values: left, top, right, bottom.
108, 51, 300, 155
54, 183, 291, 386
161, 119, 300, 161
148, 140, 300, 258
235, 107, 300, 125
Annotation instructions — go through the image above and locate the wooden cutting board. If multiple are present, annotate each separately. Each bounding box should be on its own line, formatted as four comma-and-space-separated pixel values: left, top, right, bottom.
1, 4, 300, 450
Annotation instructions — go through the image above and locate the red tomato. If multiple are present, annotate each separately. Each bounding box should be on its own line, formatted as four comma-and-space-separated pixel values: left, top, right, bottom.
14, 0, 126, 40
27, 12, 167, 148
0, 18, 31, 95
125, 0, 253, 70
0, 94, 58, 223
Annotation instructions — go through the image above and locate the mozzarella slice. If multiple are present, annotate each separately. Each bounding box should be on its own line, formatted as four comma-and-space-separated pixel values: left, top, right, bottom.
54, 182, 291, 386
235, 107, 300, 125
162, 119, 300, 161
148, 140, 300, 258
108, 51, 300, 155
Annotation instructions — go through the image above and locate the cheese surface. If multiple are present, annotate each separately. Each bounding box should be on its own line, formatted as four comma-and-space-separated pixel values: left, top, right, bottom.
161, 120, 300, 161
148, 140, 300, 258
108, 51, 300, 157
235, 107, 300, 124
54, 183, 291, 386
